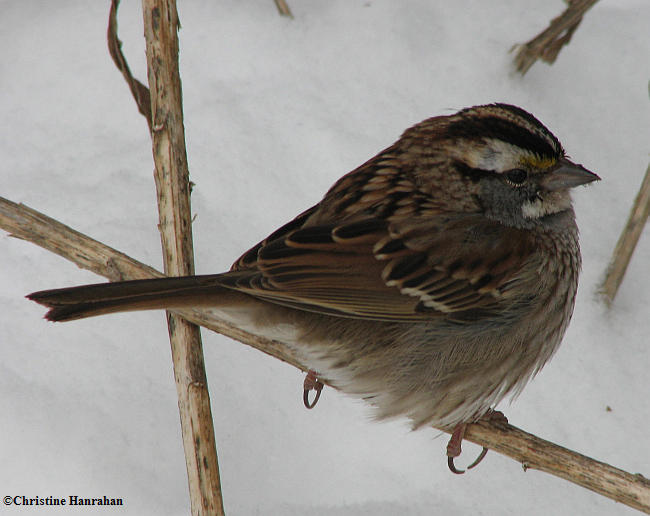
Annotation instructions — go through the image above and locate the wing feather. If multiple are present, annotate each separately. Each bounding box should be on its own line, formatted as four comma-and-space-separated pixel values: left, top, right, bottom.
220, 210, 535, 322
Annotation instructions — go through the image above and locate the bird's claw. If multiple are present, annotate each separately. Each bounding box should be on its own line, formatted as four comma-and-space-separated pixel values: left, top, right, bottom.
303, 370, 323, 409
447, 447, 488, 474
446, 421, 491, 474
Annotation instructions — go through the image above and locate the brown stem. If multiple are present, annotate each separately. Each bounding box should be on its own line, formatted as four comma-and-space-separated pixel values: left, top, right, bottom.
466, 419, 650, 514
108, 0, 152, 130
1, 196, 649, 513
108, 0, 225, 513
599, 165, 650, 304
513, 0, 599, 75
273, 0, 293, 18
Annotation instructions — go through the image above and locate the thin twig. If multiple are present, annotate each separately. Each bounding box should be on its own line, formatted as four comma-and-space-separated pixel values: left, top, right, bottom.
599, 165, 650, 304
108, 0, 152, 130
466, 419, 650, 514
512, 0, 599, 75
273, 0, 293, 18
1, 196, 649, 514
141, 1, 225, 514
108, 0, 225, 513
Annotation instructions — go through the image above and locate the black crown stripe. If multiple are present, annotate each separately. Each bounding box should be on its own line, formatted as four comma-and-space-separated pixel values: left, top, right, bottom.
447, 115, 558, 159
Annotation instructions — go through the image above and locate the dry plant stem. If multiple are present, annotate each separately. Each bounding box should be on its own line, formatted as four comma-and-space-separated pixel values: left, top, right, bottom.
274, 0, 293, 18
2, 197, 650, 513
513, 0, 599, 75
140, 0, 225, 514
0, 198, 303, 370
600, 165, 650, 304
99, 0, 228, 513
108, 0, 152, 131
466, 420, 650, 514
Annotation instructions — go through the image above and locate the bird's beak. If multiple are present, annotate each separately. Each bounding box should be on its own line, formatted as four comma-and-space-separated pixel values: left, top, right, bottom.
541, 158, 600, 191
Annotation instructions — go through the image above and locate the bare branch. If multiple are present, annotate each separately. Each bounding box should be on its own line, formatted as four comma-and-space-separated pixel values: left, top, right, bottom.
467, 419, 650, 514
513, 0, 599, 75
0, 197, 301, 369
599, 164, 650, 304
108, 0, 224, 513
107, 0, 152, 130
274, 0, 293, 18
2, 196, 649, 513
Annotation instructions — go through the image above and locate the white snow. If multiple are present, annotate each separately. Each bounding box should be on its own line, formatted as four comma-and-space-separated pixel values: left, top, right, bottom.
1, 1, 648, 515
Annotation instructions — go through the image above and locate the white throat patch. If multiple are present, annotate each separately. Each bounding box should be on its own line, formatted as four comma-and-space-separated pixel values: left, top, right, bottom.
522, 191, 571, 219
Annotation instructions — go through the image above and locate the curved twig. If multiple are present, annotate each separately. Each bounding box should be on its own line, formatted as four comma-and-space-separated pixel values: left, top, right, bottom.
512, 0, 599, 75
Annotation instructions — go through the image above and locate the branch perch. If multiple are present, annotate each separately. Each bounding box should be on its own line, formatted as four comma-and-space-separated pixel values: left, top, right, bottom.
2, 197, 649, 514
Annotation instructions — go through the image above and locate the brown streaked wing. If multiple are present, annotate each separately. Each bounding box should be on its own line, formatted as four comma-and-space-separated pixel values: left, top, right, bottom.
380, 214, 536, 314
230, 205, 319, 271
222, 218, 428, 321
220, 214, 535, 322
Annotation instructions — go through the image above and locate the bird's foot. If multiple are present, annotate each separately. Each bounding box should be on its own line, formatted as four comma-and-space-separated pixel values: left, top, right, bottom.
446, 411, 507, 474
303, 370, 324, 409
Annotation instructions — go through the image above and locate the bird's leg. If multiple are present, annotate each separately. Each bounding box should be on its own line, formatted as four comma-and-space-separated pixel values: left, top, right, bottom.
485, 409, 509, 428
446, 423, 466, 458
303, 370, 324, 409
446, 410, 507, 474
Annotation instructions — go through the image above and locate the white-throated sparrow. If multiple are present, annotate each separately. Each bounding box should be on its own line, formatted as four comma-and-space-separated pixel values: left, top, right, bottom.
28, 103, 599, 471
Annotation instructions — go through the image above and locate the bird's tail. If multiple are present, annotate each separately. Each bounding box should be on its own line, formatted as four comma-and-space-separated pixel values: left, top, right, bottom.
27, 275, 234, 322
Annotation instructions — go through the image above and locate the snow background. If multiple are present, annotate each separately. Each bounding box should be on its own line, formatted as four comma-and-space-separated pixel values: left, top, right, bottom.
1, 1, 649, 514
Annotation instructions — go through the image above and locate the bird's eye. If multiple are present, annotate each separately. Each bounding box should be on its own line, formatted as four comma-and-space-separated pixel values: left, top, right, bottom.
504, 169, 528, 186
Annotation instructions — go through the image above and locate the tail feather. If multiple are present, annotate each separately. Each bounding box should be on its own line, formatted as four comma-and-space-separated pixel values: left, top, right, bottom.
27, 275, 231, 322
